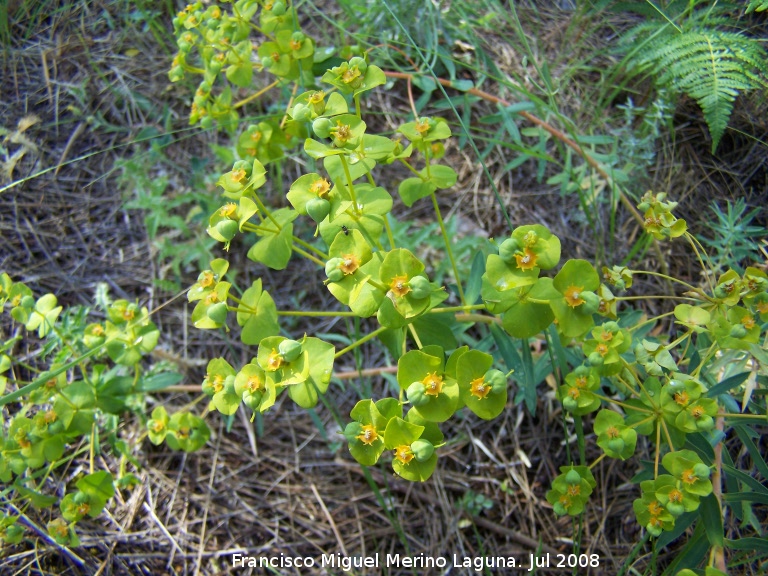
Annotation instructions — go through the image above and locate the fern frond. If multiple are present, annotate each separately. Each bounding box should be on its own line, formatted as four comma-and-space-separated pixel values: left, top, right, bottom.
746, 0, 768, 13
629, 28, 768, 153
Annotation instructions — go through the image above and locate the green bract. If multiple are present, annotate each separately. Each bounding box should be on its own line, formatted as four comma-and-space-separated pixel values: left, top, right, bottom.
551, 259, 600, 337
594, 409, 637, 460
397, 348, 458, 422
546, 466, 596, 516
383, 417, 436, 481
456, 350, 507, 420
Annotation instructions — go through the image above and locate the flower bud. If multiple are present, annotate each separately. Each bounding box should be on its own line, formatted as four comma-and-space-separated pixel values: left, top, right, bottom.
216, 219, 239, 241
562, 395, 578, 412
565, 469, 581, 485
666, 502, 684, 517
587, 351, 604, 367
278, 339, 302, 362
646, 522, 663, 537
498, 238, 521, 264
292, 102, 311, 122
325, 258, 344, 282
695, 414, 714, 431
242, 390, 263, 411
484, 369, 506, 393
693, 463, 710, 479
411, 439, 434, 462
348, 56, 367, 73
580, 291, 600, 314
312, 117, 332, 138
406, 381, 430, 406
607, 437, 625, 454
206, 302, 228, 324
306, 197, 331, 223
729, 324, 747, 338
408, 276, 431, 299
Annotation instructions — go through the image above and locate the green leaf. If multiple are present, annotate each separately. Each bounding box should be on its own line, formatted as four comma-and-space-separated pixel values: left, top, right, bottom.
226, 63, 253, 87
628, 28, 768, 153
236, 280, 280, 345
426, 164, 457, 189
137, 372, 184, 392
699, 493, 724, 548
287, 337, 335, 408
457, 351, 507, 420
246, 210, 296, 270
398, 177, 436, 207
411, 314, 457, 350
53, 380, 95, 432
76, 471, 115, 517
501, 277, 558, 338
17, 485, 57, 508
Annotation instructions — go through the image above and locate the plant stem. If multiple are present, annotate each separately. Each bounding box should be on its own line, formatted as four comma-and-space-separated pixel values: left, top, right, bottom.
383, 215, 396, 250
627, 310, 676, 332
398, 158, 423, 178
407, 323, 423, 349
632, 270, 709, 298
334, 326, 387, 359
430, 191, 466, 305
251, 194, 282, 229
277, 310, 358, 317
293, 244, 325, 267
684, 232, 715, 293
234, 79, 280, 109
615, 295, 700, 302
589, 453, 607, 470
431, 304, 486, 313
338, 155, 359, 213
573, 415, 586, 466
293, 235, 328, 259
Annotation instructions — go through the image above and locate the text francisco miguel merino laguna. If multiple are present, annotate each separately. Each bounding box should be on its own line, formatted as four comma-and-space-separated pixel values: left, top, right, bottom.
232, 551, 601, 571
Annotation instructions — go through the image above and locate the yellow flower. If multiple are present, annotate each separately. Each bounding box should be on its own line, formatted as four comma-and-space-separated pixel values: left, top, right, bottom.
356, 425, 379, 446
267, 349, 283, 371
309, 177, 330, 198
246, 375, 264, 393
332, 121, 352, 144
470, 376, 491, 399
515, 247, 538, 271
414, 118, 430, 134
308, 91, 325, 105
422, 372, 444, 396
339, 254, 360, 275
394, 445, 414, 465
566, 484, 581, 497
389, 274, 410, 297
680, 468, 697, 485
219, 203, 237, 218
647, 501, 663, 516
564, 285, 585, 308
674, 390, 689, 407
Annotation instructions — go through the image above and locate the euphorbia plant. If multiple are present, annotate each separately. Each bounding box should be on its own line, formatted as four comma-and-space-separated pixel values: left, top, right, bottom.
0, 274, 204, 545
166, 2, 767, 573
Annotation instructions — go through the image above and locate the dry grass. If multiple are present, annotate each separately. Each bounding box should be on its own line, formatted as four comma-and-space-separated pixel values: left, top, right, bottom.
1, 1, 766, 575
